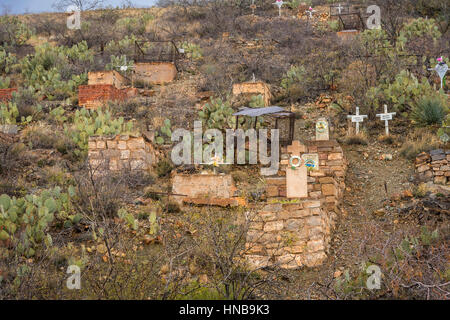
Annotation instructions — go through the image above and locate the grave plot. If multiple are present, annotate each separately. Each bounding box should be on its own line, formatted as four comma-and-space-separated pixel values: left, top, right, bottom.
232, 81, 272, 106
78, 70, 137, 108
415, 149, 450, 186
0, 88, 17, 102
133, 62, 177, 85
330, 3, 365, 41
87, 70, 128, 88
131, 40, 179, 85
171, 173, 246, 207
78, 84, 137, 109
245, 119, 347, 269
88, 134, 162, 173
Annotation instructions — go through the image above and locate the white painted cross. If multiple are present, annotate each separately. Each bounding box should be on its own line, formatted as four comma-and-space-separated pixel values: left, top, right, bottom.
376, 104, 396, 136
250, 0, 257, 15
347, 107, 368, 134
337, 4, 343, 14
429, 58, 448, 90
273, 0, 284, 17
306, 7, 316, 19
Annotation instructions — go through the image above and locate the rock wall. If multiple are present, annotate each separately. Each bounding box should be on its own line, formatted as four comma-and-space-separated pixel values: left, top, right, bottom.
415, 149, 450, 185
246, 200, 333, 269
171, 173, 238, 205
88, 134, 160, 172
246, 139, 347, 269
265, 140, 347, 212
78, 84, 137, 109
0, 88, 17, 102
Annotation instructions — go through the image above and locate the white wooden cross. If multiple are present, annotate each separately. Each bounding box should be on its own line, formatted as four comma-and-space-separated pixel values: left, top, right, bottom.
250, 0, 257, 15
337, 4, 343, 14
347, 107, 368, 134
428, 57, 448, 90
376, 104, 396, 136
306, 6, 316, 19
273, 0, 284, 17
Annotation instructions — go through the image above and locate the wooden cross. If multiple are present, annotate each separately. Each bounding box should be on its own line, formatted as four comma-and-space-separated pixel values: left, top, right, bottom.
376, 104, 396, 136
273, 0, 284, 17
347, 107, 368, 134
250, 0, 257, 15
337, 4, 343, 14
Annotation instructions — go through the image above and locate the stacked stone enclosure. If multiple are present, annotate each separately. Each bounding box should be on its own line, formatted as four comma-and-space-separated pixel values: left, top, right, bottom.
245, 139, 347, 269
134, 62, 177, 85
78, 84, 137, 109
88, 134, 161, 172
266, 140, 347, 212
171, 173, 245, 206
415, 149, 450, 185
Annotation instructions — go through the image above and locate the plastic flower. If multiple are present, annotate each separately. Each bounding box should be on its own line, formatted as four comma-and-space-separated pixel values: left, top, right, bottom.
309, 7, 313, 11
209, 155, 222, 167
437, 57, 443, 62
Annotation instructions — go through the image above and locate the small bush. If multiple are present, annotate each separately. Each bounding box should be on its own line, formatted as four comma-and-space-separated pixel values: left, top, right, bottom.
377, 135, 394, 145
231, 170, 247, 183
345, 134, 368, 145
156, 159, 173, 177
410, 97, 446, 126
413, 183, 428, 198
400, 130, 441, 160
166, 202, 181, 214
12, 87, 40, 119
22, 123, 60, 149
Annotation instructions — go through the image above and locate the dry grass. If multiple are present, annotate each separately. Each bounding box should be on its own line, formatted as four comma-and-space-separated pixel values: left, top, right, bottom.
399, 128, 442, 160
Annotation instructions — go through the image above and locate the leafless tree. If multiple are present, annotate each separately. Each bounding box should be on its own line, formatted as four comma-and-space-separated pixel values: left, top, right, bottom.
53, 0, 104, 12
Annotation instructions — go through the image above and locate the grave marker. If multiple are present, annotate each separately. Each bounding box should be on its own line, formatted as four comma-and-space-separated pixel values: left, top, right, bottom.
302, 153, 319, 171
347, 107, 368, 134
286, 140, 308, 198
306, 6, 316, 19
250, 0, 257, 15
376, 104, 396, 136
337, 3, 343, 14
273, 0, 284, 17
429, 57, 448, 90
315, 118, 329, 141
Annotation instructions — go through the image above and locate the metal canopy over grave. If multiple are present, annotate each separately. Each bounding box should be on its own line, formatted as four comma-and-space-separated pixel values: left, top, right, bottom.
233, 106, 295, 146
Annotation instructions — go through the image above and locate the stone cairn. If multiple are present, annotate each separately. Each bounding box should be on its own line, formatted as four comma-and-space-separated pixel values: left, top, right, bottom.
415, 149, 450, 185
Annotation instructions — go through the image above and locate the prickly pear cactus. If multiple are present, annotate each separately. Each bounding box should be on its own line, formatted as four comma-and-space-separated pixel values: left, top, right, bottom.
155, 118, 172, 145
64, 108, 133, 158
0, 187, 76, 258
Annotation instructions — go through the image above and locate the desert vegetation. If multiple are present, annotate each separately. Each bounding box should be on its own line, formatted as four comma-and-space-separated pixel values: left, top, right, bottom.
0, 0, 448, 300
